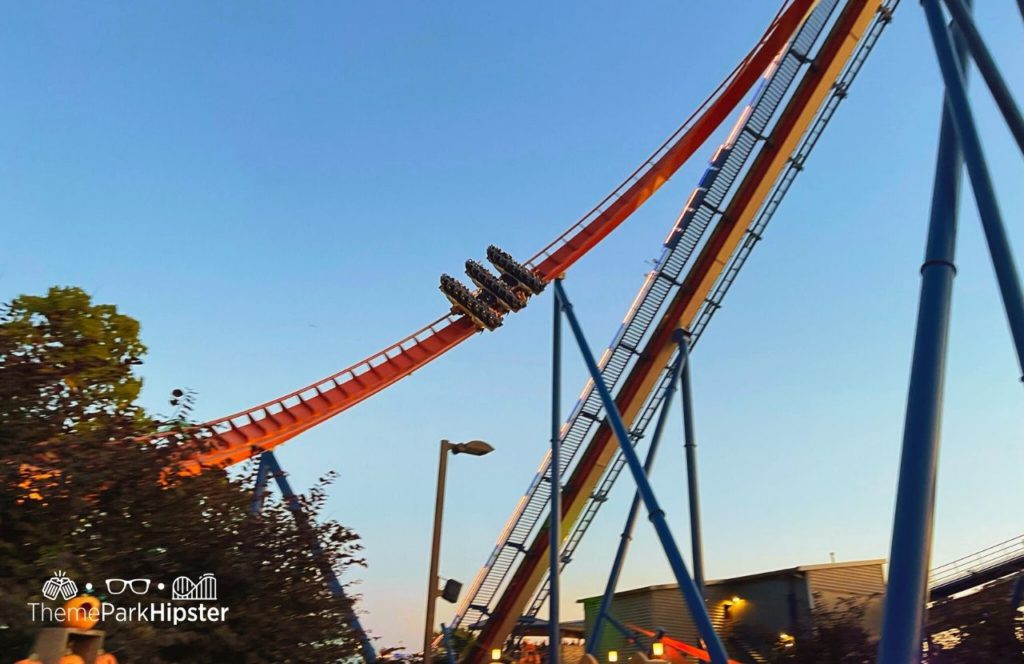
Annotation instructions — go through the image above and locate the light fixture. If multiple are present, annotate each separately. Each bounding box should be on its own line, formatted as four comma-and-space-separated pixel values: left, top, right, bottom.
608, 651, 618, 663
440, 578, 462, 603
651, 642, 665, 658
491, 648, 502, 662
452, 440, 495, 456
425, 439, 494, 664
731, 595, 742, 604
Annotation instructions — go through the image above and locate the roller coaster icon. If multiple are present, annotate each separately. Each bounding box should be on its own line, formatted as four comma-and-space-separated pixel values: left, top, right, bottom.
171, 573, 217, 602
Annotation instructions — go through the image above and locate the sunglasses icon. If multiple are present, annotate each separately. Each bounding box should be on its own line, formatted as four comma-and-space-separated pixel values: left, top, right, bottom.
105, 578, 151, 595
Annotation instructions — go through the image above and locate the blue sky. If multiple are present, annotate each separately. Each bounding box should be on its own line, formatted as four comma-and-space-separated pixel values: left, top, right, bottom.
2, 0, 1022, 650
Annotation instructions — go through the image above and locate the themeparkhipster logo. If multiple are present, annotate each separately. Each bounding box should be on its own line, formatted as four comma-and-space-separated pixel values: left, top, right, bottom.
30, 571, 230, 627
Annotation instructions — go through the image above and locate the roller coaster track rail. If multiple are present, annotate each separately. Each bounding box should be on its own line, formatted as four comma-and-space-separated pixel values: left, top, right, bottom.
142, 0, 816, 476
512, 0, 897, 631
512, 0, 900, 633
450, 0, 898, 636
930, 533, 1024, 599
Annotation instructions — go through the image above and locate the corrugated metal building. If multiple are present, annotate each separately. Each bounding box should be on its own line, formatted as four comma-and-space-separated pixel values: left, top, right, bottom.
579, 560, 885, 663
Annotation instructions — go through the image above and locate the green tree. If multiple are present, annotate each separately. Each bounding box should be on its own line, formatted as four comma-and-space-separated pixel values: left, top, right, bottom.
770, 596, 876, 664
767, 582, 1024, 662
924, 578, 1024, 662
0, 286, 368, 662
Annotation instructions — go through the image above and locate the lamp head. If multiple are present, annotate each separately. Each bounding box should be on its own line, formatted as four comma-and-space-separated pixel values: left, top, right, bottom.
451, 440, 494, 456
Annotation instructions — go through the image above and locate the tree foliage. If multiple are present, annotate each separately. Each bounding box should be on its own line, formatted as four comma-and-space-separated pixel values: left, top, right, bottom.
924, 579, 1024, 662
0, 286, 368, 662
769, 585, 1024, 663
770, 596, 876, 664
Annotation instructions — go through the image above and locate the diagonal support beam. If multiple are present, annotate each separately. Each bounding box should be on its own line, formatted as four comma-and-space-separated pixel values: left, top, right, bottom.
554, 280, 728, 664
924, 0, 1024, 382
256, 451, 378, 664
940, 0, 1024, 156
588, 341, 688, 654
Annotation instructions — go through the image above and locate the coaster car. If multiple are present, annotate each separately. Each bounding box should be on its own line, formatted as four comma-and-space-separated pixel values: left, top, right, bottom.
439, 274, 502, 330
466, 260, 526, 312
486, 245, 546, 295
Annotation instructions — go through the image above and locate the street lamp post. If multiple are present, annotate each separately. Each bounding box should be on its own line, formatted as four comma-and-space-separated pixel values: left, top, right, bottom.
424, 439, 494, 664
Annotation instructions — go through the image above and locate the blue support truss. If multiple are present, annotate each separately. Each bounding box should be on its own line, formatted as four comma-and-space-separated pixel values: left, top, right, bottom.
553, 280, 728, 664
939, 0, 1024, 156
252, 451, 378, 663
587, 337, 688, 654
924, 0, 1024, 379
880, 2, 1024, 661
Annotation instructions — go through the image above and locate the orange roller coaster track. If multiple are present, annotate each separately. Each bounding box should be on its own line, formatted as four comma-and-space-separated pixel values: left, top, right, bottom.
155, 0, 817, 475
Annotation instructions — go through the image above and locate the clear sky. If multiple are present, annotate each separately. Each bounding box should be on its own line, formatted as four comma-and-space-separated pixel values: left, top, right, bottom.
2, 0, 1022, 651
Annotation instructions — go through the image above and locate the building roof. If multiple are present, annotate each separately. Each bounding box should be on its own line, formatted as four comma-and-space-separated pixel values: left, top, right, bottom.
577, 559, 887, 603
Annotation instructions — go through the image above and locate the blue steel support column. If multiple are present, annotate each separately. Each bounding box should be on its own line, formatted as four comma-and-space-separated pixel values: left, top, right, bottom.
553, 281, 729, 664
924, 0, 1024, 382
877, 9, 968, 663
440, 623, 458, 664
251, 452, 271, 514
1011, 573, 1024, 611
940, 0, 1024, 155
263, 452, 378, 663
603, 613, 640, 643
677, 329, 705, 598
588, 349, 687, 655
549, 282, 562, 664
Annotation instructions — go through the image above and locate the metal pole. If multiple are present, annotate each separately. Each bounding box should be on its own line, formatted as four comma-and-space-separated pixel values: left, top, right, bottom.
425, 441, 452, 664
553, 281, 729, 664
603, 612, 641, 642
588, 350, 687, 655
263, 452, 378, 663
549, 282, 562, 664
877, 8, 968, 662
678, 329, 705, 597
251, 453, 271, 514
924, 0, 1024, 382
1011, 573, 1024, 610
650, 629, 665, 658
441, 623, 458, 664
940, 0, 1024, 156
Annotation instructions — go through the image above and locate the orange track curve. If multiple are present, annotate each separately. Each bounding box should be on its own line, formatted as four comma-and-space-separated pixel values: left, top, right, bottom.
627, 623, 744, 664
163, 0, 811, 474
